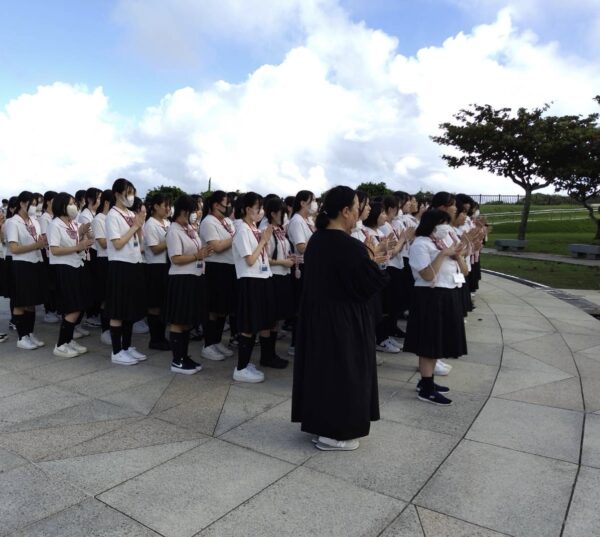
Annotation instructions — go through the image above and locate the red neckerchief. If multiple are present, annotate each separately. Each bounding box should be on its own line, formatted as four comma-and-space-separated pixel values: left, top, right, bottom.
17, 214, 38, 242
273, 227, 289, 258
62, 219, 79, 242
246, 222, 266, 265
178, 223, 200, 250
431, 236, 446, 251
112, 206, 134, 227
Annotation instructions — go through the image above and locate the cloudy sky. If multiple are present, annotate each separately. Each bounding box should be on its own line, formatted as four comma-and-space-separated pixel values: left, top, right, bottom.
1, 0, 599, 197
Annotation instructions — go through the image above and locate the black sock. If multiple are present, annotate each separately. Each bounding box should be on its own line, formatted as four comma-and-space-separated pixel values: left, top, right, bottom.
205, 319, 218, 347
375, 318, 387, 345
182, 330, 190, 359
259, 335, 271, 364
100, 311, 109, 332
228, 315, 237, 338
215, 316, 226, 343
57, 318, 76, 347
110, 325, 123, 354
420, 376, 435, 394
169, 331, 184, 362
270, 331, 279, 358
291, 318, 297, 347
236, 334, 254, 370
25, 310, 35, 335
122, 321, 133, 350
147, 313, 164, 342
14, 314, 27, 340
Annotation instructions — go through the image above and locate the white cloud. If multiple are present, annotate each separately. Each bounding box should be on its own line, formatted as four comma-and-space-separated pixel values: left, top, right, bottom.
2, 2, 600, 197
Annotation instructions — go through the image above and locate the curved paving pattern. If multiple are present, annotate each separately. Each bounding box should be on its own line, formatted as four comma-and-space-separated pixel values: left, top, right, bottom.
0, 273, 599, 536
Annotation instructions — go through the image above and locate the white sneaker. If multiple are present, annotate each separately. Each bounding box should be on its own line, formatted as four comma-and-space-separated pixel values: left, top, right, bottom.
434, 361, 450, 376
44, 311, 60, 323
111, 350, 138, 365
100, 330, 112, 345
287, 346, 295, 357
53, 343, 79, 358
233, 366, 264, 383
315, 437, 360, 451
437, 359, 452, 371
246, 362, 265, 380
215, 342, 234, 357
133, 320, 149, 334
376, 338, 400, 354
124, 347, 147, 361
67, 340, 87, 355
84, 315, 101, 327
28, 333, 45, 347
0, 333, 7, 343
17, 336, 38, 350
73, 326, 90, 339
201, 344, 226, 361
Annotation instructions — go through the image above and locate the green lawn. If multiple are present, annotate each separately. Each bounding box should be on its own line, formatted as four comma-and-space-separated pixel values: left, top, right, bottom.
483, 255, 600, 290
488, 218, 600, 255
480, 204, 579, 214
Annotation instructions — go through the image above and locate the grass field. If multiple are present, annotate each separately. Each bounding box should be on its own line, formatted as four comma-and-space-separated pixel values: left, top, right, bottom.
483, 255, 600, 290
480, 204, 579, 214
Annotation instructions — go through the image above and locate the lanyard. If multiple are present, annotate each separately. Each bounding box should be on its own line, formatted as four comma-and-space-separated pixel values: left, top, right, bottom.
179, 223, 201, 251
63, 220, 79, 243
220, 217, 234, 236
112, 207, 134, 227
17, 215, 38, 242
246, 223, 266, 265
273, 227, 288, 259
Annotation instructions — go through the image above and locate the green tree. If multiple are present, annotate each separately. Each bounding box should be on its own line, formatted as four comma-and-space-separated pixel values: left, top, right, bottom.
145, 185, 187, 204
432, 104, 558, 240
356, 181, 390, 198
544, 98, 600, 239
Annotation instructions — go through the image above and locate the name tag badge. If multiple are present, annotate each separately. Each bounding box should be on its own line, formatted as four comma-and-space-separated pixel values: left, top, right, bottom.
260, 264, 269, 273
454, 273, 466, 284
196, 261, 203, 270
133, 241, 138, 248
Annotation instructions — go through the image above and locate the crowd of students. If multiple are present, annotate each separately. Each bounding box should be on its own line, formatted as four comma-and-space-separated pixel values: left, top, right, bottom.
0, 181, 487, 427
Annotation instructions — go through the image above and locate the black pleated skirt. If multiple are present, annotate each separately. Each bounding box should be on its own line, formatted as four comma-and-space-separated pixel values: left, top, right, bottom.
399, 257, 415, 312
145, 263, 169, 309
1, 255, 13, 299
237, 277, 276, 334
105, 261, 147, 321
461, 284, 473, 316
291, 263, 304, 315
205, 262, 237, 315
55, 264, 93, 314
272, 273, 295, 321
403, 286, 467, 359
164, 274, 206, 326
469, 260, 481, 292
92, 257, 109, 303
385, 266, 405, 318
11, 260, 45, 306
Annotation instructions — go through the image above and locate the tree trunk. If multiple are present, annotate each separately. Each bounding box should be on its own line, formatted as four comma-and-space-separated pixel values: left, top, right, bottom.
596, 220, 600, 240
517, 188, 532, 241
582, 201, 600, 240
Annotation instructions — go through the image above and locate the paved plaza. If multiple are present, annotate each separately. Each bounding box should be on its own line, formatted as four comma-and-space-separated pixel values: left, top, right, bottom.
0, 273, 599, 536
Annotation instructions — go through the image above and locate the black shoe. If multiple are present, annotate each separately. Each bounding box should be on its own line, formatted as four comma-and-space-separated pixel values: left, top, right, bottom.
229, 335, 239, 348
260, 354, 289, 369
417, 391, 453, 406
149, 339, 171, 351
189, 327, 204, 341
187, 356, 203, 371
170, 356, 198, 375
416, 380, 449, 393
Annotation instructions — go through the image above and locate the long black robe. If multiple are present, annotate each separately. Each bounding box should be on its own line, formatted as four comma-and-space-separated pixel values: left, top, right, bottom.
291, 229, 389, 440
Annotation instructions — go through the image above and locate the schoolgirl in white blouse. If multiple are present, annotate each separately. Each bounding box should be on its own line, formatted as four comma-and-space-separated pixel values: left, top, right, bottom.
199, 190, 236, 361
232, 192, 287, 383
47, 192, 95, 358
39, 190, 60, 324
403, 209, 469, 406
105, 178, 147, 366
6, 191, 46, 350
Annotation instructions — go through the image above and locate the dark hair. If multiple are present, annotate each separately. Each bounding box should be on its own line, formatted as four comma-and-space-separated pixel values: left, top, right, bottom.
265, 197, 284, 225
17, 191, 35, 212
382, 195, 399, 213
112, 178, 135, 196
206, 190, 228, 216
227, 192, 239, 204
393, 191, 410, 206
315, 186, 356, 230
363, 201, 384, 229
173, 195, 197, 220
415, 209, 451, 237
430, 191, 455, 209
355, 190, 369, 215
75, 190, 86, 205
7, 196, 18, 217
131, 196, 144, 213
85, 188, 102, 209
1, 199, 7, 204
99, 189, 114, 211
292, 190, 314, 215
42, 191, 58, 213
235, 192, 262, 220
146, 192, 171, 220
284, 195, 295, 208
190, 194, 203, 211
52, 192, 74, 218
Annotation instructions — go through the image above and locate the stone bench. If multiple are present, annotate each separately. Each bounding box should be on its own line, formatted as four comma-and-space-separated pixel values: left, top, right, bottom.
568, 244, 600, 260
495, 239, 527, 252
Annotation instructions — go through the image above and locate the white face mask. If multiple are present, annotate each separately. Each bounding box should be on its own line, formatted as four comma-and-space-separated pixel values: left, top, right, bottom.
255, 208, 265, 223
28, 205, 37, 217
66, 204, 79, 219
432, 224, 452, 241
474, 209, 480, 218
309, 200, 318, 215
189, 212, 198, 225
123, 194, 134, 208
169, 207, 174, 218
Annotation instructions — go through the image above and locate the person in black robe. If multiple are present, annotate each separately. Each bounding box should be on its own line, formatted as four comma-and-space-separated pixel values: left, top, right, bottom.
291, 186, 389, 451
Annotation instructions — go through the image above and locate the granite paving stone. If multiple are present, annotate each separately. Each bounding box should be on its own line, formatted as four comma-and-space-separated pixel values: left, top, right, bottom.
379, 505, 425, 537
415, 440, 577, 537
98, 375, 174, 415
582, 413, 600, 469
497, 376, 584, 411
198, 466, 404, 537
98, 438, 294, 537
466, 398, 583, 463
417, 507, 512, 537
563, 466, 600, 537
0, 446, 27, 473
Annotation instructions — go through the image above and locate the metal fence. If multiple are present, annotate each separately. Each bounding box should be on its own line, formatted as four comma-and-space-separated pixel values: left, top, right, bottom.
469, 194, 579, 205
485, 208, 589, 225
